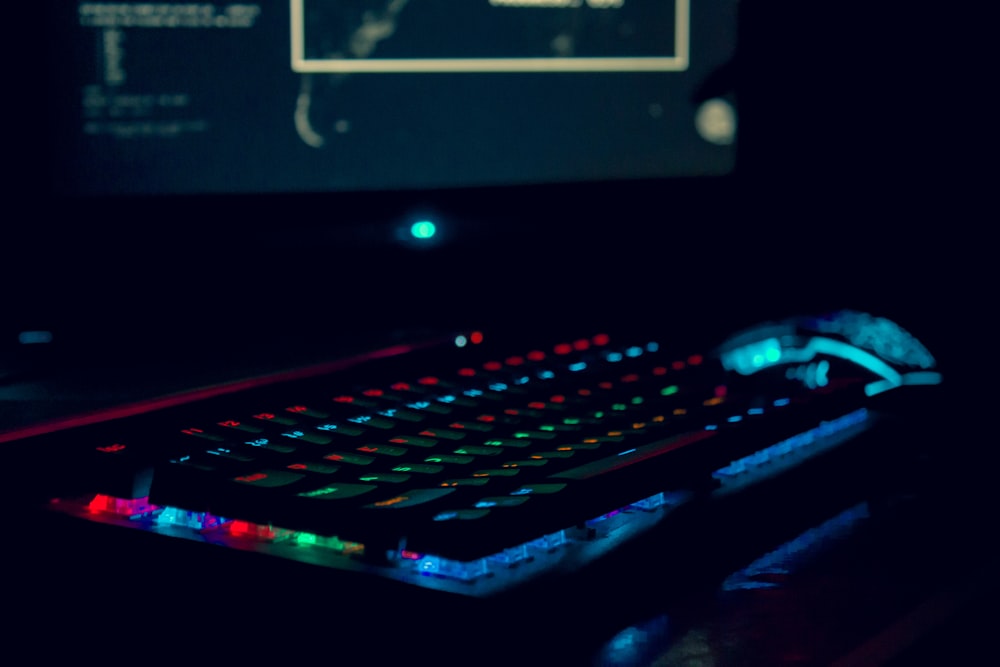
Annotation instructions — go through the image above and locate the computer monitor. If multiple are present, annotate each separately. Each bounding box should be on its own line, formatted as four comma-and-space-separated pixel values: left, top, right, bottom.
46, 0, 737, 196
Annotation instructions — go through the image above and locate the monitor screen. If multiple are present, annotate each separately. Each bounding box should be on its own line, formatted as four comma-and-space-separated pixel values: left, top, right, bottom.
47, 0, 738, 195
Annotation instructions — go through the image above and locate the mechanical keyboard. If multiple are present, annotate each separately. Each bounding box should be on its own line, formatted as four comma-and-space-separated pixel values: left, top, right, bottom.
6, 310, 942, 597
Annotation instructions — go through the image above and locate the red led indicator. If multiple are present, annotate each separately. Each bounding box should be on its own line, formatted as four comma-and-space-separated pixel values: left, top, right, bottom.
621, 374, 640, 383
458, 368, 476, 377
714, 385, 728, 398
652, 366, 668, 376
391, 382, 411, 391
358, 446, 379, 453
362, 389, 384, 397
477, 414, 496, 422
527, 350, 545, 361
572, 339, 590, 351
483, 361, 503, 371
254, 413, 276, 420
401, 550, 422, 560
688, 354, 704, 365
235, 473, 268, 483
325, 454, 345, 461
553, 343, 572, 355
592, 334, 610, 346
219, 420, 241, 427
288, 464, 307, 470
449, 422, 465, 429
599, 381, 614, 390
528, 401, 546, 409
418, 376, 439, 386
504, 409, 520, 415
578, 388, 592, 396
505, 356, 525, 366
181, 428, 204, 435
469, 331, 484, 345
671, 361, 686, 370
333, 396, 354, 403
287, 405, 308, 413
550, 395, 566, 403
96, 443, 126, 453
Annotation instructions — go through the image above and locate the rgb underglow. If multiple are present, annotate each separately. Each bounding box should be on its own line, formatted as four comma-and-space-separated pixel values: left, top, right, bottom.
712, 408, 870, 488
721, 503, 870, 591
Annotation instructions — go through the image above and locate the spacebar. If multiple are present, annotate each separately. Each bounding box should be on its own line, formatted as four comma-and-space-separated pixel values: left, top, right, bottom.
549, 430, 716, 481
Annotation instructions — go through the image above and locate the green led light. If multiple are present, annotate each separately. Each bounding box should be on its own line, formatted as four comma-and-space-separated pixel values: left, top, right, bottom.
594, 411, 605, 418
410, 220, 437, 239
563, 418, 580, 425
612, 404, 627, 411
660, 385, 679, 396
630, 396, 644, 405
514, 432, 531, 438
540, 425, 556, 431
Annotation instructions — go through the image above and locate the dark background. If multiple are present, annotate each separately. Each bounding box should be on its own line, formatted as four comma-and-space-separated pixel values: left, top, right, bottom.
6, 1, 966, 375
4, 3, 989, 665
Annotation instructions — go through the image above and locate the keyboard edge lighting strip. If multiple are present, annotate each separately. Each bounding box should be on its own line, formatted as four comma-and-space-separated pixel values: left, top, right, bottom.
47, 411, 874, 596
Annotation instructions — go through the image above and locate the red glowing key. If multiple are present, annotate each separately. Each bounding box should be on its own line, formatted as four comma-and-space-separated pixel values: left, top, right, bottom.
469, 331, 484, 345
528, 401, 546, 409
95, 443, 126, 453
621, 374, 640, 383
527, 350, 545, 361
652, 366, 668, 376
391, 382, 411, 391
418, 376, 439, 386
458, 368, 476, 377
578, 388, 592, 396
572, 339, 590, 351
671, 361, 686, 370
254, 412, 276, 420
483, 361, 503, 371
362, 389, 384, 397
477, 414, 496, 422
553, 343, 572, 355
550, 394, 566, 403
714, 385, 728, 398
599, 381, 614, 390
287, 405, 308, 413
400, 550, 422, 560
688, 354, 704, 365
592, 333, 610, 346
333, 396, 354, 403
505, 356, 525, 366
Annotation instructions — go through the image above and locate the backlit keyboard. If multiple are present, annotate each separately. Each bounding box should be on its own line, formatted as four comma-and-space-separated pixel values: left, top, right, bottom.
11, 311, 941, 596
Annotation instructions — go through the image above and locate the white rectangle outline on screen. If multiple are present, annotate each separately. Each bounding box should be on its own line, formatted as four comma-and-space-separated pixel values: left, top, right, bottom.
290, 0, 689, 73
